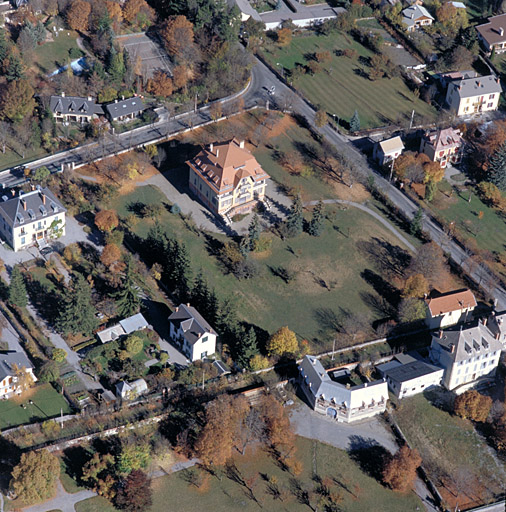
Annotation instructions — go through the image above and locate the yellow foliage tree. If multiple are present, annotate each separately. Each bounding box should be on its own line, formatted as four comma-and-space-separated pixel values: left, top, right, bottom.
402, 274, 429, 298
66, 0, 91, 31
266, 326, 298, 356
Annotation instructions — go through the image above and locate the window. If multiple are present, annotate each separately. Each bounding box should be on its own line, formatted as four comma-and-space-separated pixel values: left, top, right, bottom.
201, 351, 208, 359
481, 362, 487, 369
20, 237, 25, 245
201, 336, 208, 343
489, 94, 495, 99
487, 102, 493, 108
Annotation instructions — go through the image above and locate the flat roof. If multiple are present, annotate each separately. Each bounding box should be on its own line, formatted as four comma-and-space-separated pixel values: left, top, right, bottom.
384, 360, 442, 383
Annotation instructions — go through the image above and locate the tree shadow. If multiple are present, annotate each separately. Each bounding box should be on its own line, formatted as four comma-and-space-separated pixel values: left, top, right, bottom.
62, 445, 93, 486
360, 268, 400, 308
356, 237, 411, 279
348, 435, 391, 482
313, 307, 343, 333
127, 201, 147, 218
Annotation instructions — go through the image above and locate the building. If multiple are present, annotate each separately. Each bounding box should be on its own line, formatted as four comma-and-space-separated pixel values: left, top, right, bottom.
96, 313, 149, 344
487, 311, 506, 348
373, 136, 405, 166
429, 321, 503, 392
115, 378, 148, 399
419, 127, 464, 168
425, 289, 477, 330
104, 97, 145, 122
187, 138, 270, 217
476, 13, 506, 54
377, 354, 444, 398
401, 5, 434, 32
50, 93, 103, 124
436, 70, 477, 88
0, 187, 66, 252
168, 303, 217, 362
298, 355, 388, 423
445, 75, 502, 116
0, 351, 36, 399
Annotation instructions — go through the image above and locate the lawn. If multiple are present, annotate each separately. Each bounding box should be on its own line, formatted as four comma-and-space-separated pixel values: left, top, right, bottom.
429, 181, 506, 255
0, 146, 48, 172
393, 392, 505, 510
76, 436, 423, 512
32, 30, 83, 75
112, 183, 411, 347
0, 383, 72, 431
261, 31, 437, 129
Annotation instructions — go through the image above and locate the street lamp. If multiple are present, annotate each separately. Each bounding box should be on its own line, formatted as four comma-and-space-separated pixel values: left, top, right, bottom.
276, 62, 284, 78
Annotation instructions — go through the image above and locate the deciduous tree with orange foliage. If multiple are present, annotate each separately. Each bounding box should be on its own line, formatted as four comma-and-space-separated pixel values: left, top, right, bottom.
95, 210, 119, 232
161, 16, 194, 59
122, 0, 145, 23
423, 161, 445, 184
259, 394, 296, 458
277, 27, 292, 46
105, 0, 122, 23
453, 390, 492, 422
66, 0, 91, 31
0, 79, 35, 123
402, 273, 429, 298
172, 64, 193, 93
382, 445, 421, 492
146, 70, 174, 97
100, 244, 122, 267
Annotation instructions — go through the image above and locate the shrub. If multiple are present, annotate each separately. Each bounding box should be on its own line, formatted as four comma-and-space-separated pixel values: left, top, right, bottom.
124, 335, 143, 355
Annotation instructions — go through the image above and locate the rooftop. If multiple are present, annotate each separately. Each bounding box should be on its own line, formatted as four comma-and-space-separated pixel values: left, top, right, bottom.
0, 351, 33, 382
449, 75, 502, 99
169, 303, 216, 345
476, 13, 506, 45
382, 360, 443, 383
378, 136, 404, 154
423, 127, 463, 151
402, 5, 434, 27
104, 97, 145, 119
425, 289, 477, 317
50, 93, 103, 117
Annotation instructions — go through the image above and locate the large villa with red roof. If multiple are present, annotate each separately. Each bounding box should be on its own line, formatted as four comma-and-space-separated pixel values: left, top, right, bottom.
186, 138, 270, 217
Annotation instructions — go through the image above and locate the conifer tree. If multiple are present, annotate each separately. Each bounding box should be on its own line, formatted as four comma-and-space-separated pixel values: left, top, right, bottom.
115, 255, 141, 318
410, 207, 423, 236
145, 222, 167, 265
236, 327, 259, 368
248, 213, 261, 250
350, 110, 360, 132
488, 141, 506, 191
285, 195, 303, 237
167, 240, 191, 302
56, 273, 98, 336
308, 200, 325, 236
8, 264, 27, 308
191, 271, 209, 311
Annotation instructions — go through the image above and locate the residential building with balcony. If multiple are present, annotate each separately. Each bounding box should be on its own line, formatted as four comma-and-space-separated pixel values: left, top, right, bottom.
476, 13, 506, 54
0, 351, 36, 399
419, 127, 463, 168
0, 187, 66, 251
445, 75, 502, 116
425, 289, 477, 330
187, 138, 270, 217
298, 355, 388, 423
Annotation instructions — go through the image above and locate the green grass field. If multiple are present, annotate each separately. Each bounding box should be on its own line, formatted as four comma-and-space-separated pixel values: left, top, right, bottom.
33, 30, 83, 75
0, 383, 72, 430
393, 392, 505, 509
261, 31, 437, 129
112, 183, 409, 346
76, 436, 423, 512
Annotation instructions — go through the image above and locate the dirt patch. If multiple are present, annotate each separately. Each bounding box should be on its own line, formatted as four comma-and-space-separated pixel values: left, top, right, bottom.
267, 114, 296, 138
327, 181, 370, 202
432, 191, 458, 211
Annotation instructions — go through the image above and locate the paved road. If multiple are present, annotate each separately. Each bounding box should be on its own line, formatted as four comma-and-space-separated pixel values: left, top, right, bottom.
22, 481, 96, 512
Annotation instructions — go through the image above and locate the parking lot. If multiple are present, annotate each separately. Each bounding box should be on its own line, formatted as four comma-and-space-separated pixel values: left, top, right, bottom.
116, 33, 172, 79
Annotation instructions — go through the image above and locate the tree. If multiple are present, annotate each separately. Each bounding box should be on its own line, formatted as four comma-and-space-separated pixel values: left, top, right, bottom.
277, 27, 292, 46
122, 0, 144, 22
236, 327, 259, 368
397, 298, 426, 323
248, 213, 261, 250
114, 255, 141, 317
117, 443, 151, 474
308, 200, 325, 236
0, 79, 35, 123
32, 166, 51, 185
146, 70, 173, 97
66, 0, 91, 31
8, 265, 27, 308
95, 210, 119, 232
38, 361, 60, 383
56, 273, 98, 337
285, 195, 303, 237
267, 326, 298, 356
477, 181, 503, 206
350, 110, 360, 132
82, 453, 116, 498
10, 450, 60, 504
5, 53, 25, 82
115, 470, 152, 512
101, 244, 122, 268
315, 109, 327, 128
423, 161, 445, 184
172, 64, 193, 92
402, 274, 428, 299
382, 445, 421, 492
410, 207, 423, 236
161, 16, 194, 58
453, 390, 493, 422
11, 363, 34, 394
124, 334, 143, 355
51, 348, 67, 363
259, 394, 295, 455
487, 141, 506, 191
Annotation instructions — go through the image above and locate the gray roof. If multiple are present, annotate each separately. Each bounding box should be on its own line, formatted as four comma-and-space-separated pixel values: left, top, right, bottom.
260, 3, 344, 24
228, 0, 262, 21
0, 351, 33, 381
431, 322, 503, 363
383, 360, 443, 384
119, 313, 148, 334
169, 304, 216, 345
487, 312, 506, 340
50, 95, 103, 116
449, 75, 502, 99
104, 97, 145, 119
402, 5, 434, 27
0, 187, 65, 229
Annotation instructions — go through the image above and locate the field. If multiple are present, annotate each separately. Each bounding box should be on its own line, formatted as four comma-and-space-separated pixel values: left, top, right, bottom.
0, 383, 72, 430
393, 392, 505, 510
261, 31, 437, 129
75, 436, 423, 512
33, 30, 83, 75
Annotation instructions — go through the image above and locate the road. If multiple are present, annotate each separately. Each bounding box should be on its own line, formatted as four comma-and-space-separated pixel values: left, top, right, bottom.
4, 57, 505, 308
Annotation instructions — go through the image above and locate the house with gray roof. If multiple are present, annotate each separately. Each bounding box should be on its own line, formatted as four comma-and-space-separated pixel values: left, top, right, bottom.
430, 320, 503, 393
401, 5, 434, 32
0, 187, 65, 252
168, 303, 217, 362
476, 13, 506, 55
50, 93, 103, 124
96, 313, 149, 344
298, 355, 388, 423
104, 97, 145, 122
445, 74, 502, 116
115, 378, 148, 399
0, 351, 36, 399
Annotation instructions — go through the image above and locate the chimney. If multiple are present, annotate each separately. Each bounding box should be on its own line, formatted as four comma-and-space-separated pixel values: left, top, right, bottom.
21, 198, 26, 211
477, 80, 481, 87
439, 329, 443, 339
496, 333, 500, 340
122, 95, 125, 100
61, 92, 65, 97
175, 307, 179, 312
115, 99, 118, 103
209, 143, 213, 153
11, 189, 15, 197
364, 383, 368, 388
449, 343, 455, 353
88, 96, 92, 102
41, 193, 46, 205
497, 77, 501, 84
239, 140, 245, 149
483, 317, 487, 326
186, 303, 190, 307
216, 149, 219, 158
499, 27, 504, 36
30, 183, 35, 191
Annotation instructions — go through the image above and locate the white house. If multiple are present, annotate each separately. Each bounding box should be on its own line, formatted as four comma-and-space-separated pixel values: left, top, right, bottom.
377, 354, 444, 398
429, 321, 502, 393
0, 187, 65, 252
425, 289, 477, 330
298, 355, 388, 423
373, 136, 405, 166
0, 351, 36, 399
168, 304, 217, 362
445, 75, 502, 117
402, 5, 434, 32
96, 313, 149, 344
487, 311, 506, 349
115, 378, 148, 399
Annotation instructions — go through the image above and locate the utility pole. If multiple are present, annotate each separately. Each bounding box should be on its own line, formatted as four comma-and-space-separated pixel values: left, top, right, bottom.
202, 370, 205, 391
389, 157, 395, 182
194, 93, 198, 114
409, 109, 415, 130
331, 338, 336, 360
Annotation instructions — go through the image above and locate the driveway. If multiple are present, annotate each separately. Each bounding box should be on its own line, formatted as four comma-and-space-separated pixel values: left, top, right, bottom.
22, 481, 95, 512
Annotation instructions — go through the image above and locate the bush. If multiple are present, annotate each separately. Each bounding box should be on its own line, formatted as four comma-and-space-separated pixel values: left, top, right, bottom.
170, 203, 181, 214
124, 335, 144, 355
51, 348, 67, 363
